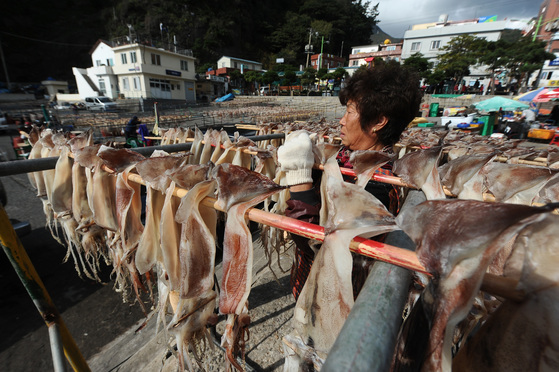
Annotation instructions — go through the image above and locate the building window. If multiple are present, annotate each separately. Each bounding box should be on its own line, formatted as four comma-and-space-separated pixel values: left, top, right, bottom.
130, 51, 137, 63
354, 49, 360, 53
430, 40, 441, 50
180, 60, 188, 71
106, 58, 114, 66
149, 78, 171, 91
547, 71, 554, 79
99, 79, 106, 95
411, 42, 421, 52
352, 60, 359, 66
386, 46, 396, 51
133, 77, 140, 91
121, 53, 128, 64
95, 60, 102, 66
151, 53, 161, 65
234, 62, 238, 68
122, 77, 129, 90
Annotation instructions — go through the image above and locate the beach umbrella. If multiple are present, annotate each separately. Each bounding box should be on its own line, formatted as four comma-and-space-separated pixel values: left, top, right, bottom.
514, 87, 546, 102
473, 96, 529, 112
533, 88, 559, 102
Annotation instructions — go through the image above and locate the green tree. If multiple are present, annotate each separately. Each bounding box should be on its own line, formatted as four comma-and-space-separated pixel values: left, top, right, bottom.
262, 70, 279, 87
331, 67, 347, 86
478, 38, 510, 94
316, 67, 329, 90
435, 34, 484, 86
403, 52, 433, 79
506, 37, 555, 89
244, 70, 263, 94
301, 67, 317, 90
283, 70, 298, 87
229, 69, 242, 89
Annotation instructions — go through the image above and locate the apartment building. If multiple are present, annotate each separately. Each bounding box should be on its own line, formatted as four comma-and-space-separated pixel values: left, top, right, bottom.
400, 15, 531, 88
527, 0, 559, 87
348, 41, 403, 68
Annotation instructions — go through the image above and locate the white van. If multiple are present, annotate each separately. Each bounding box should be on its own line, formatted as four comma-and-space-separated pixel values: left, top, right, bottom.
84, 96, 118, 111
259, 86, 277, 96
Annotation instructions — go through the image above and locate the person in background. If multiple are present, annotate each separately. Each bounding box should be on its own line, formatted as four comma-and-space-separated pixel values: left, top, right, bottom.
277, 64, 422, 300
520, 108, 537, 139
125, 116, 141, 139
138, 123, 152, 146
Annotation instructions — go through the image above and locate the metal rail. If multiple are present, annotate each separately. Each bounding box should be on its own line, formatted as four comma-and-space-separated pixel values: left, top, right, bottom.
0, 133, 286, 177
0, 204, 90, 372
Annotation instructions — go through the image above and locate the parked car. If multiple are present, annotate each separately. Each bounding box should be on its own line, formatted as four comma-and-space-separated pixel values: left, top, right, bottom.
84, 96, 118, 111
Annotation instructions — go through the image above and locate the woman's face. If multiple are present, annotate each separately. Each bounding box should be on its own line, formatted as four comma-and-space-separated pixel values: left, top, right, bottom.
339, 100, 377, 151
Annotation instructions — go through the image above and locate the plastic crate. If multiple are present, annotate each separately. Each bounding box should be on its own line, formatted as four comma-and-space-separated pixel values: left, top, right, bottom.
528, 129, 555, 140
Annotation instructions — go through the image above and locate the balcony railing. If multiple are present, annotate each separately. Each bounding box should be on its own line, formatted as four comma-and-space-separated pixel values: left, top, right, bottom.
110, 36, 193, 57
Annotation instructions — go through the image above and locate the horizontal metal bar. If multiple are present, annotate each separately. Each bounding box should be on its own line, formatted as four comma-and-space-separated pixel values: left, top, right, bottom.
0, 133, 286, 177
0, 204, 90, 371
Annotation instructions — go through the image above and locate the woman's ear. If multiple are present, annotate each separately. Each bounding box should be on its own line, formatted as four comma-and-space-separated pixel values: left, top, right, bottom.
370, 116, 389, 134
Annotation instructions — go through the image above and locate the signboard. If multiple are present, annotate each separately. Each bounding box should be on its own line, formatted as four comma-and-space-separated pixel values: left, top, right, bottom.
549, 58, 559, 66
128, 67, 140, 71
207, 75, 226, 83
478, 15, 497, 23
165, 69, 181, 77
276, 58, 284, 63
547, 80, 559, 87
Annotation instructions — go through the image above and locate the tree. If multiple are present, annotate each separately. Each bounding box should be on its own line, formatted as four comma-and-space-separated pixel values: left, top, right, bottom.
283, 70, 298, 87
244, 70, 262, 94
262, 70, 279, 87
228, 69, 242, 89
478, 38, 510, 94
331, 67, 347, 87
403, 52, 433, 79
435, 34, 484, 87
316, 67, 329, 90
301, 67, 317, 90
506, 37, 555, 89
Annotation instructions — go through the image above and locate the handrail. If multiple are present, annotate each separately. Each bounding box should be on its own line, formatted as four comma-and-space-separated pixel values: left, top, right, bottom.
0, 205, 90, 372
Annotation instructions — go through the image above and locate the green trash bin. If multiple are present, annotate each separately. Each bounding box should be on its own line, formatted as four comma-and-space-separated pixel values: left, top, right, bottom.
429, 103, 439, 117
479, 113, 496, 136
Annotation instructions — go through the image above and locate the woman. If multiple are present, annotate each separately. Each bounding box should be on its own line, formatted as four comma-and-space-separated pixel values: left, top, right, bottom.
278, 63, 422, 300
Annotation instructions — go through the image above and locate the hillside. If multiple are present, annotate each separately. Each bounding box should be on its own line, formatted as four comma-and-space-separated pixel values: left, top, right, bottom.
0, 0, 378, 85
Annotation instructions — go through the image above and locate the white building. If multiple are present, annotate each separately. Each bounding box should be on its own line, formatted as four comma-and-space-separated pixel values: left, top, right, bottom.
401, 16, 531, 89
216, 56, 263, 72
72, 38, 197, 102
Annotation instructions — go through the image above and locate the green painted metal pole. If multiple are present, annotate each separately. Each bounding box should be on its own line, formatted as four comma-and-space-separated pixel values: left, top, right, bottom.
0, 204, 90, 372
41, 104, 51, 125
533, 15, 543, 42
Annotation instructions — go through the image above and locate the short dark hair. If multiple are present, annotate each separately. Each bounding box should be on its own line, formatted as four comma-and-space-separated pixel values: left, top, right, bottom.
339, 64, 422, 146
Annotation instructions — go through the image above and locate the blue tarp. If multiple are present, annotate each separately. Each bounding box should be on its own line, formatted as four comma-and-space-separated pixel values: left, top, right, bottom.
215, 93, 235, 102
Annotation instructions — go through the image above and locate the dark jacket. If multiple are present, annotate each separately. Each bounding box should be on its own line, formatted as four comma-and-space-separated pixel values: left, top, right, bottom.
285, 147, 400, 300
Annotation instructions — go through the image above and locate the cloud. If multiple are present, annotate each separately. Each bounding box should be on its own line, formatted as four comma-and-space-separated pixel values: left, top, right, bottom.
374, 0, 541, 38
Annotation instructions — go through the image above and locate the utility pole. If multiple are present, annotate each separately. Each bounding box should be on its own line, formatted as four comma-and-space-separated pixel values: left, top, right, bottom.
305, 28, 313, 68
340, 40, 344, 58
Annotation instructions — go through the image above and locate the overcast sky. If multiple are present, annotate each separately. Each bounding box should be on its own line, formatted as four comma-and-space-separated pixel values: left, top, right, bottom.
374, 0, 542, 38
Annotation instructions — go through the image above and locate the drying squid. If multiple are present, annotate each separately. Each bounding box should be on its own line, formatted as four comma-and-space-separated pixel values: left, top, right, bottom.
213, 163, 285, 370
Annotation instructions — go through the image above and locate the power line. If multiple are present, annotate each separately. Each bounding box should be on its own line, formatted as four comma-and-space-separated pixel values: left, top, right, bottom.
0, 31, 93, 47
